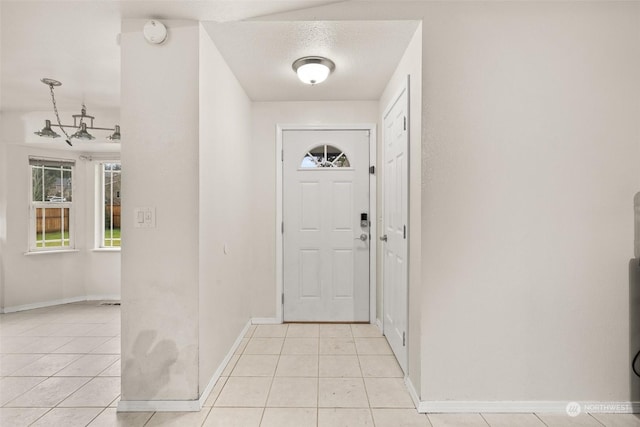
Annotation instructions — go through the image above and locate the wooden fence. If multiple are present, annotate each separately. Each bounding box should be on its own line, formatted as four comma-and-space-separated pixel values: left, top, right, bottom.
36, 205, 121, 233
36, 208, 69, 233
105, 205, 121, 228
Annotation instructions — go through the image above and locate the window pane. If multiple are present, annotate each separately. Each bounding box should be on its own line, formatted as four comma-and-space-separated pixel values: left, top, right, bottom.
34, 207, 45, 247
300, 145, 350, 168
325, 145, 350, 167
32, 166, 44, 202
301, 154, 320, 168
104, 227, 121, 247
62, 169, 72, 202
102, 162, 121, 248
44, 167, 64, 202
35, 207, 70, 248
30, 161, 73, 251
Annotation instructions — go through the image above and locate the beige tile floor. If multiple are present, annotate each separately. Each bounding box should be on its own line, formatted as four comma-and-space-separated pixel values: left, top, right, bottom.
1, 302, 639, 426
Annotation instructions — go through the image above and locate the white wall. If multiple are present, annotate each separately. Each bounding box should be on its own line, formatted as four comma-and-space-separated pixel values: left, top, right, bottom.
419, 1, 640, 403
198, 25, 253, 392
256, 0, 640, 405
0, 0, 4, 311
0, 141, 5, 311
0, 111, 121, 312
120, 19, 200, 402
120, 19, 257, 406
378, 22, 422, 398
250, 101, 379, 319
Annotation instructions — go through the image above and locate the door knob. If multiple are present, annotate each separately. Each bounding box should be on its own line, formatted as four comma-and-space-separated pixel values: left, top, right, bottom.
355, 233, 368, 241
379, 234, 388, 242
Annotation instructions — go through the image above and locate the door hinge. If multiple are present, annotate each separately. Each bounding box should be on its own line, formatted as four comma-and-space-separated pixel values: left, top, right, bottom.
402, 331, 406, 346
281, 149, 284, 161
282, 293, 285, 304
403, 225, 406, 239
403, 116, 407, 131
369, 165, 375, 175
281, 222, 284, 234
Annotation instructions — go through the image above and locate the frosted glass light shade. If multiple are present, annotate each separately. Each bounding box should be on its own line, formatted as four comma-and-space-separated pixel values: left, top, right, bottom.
292, 56, 335, 85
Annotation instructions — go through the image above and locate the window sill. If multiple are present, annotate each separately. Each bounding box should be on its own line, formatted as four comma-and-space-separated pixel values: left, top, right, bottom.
92, 248, 121, 253
24, 249, 80, 256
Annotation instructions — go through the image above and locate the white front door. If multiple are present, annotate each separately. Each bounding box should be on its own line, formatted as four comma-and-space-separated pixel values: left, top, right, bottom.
382, 82, 409, 372
283, 130, 370, 322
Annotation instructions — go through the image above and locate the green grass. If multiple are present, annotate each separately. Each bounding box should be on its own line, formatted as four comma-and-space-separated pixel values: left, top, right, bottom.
36, 231, 70, 248
35, 228, 121, 248
104, 228, 121, 247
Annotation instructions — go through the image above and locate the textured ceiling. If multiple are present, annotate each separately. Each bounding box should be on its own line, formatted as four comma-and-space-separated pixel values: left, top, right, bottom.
202, 20, 419, 101
1, 1, 419, 113
0, 0, 345, 112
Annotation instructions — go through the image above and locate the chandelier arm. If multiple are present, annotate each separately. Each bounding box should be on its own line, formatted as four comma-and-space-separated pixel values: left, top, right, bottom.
50, 124, 116, 131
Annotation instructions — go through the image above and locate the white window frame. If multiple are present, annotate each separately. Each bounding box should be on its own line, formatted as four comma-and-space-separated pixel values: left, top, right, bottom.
96, 161, 121, 250
28, 158, 75, 252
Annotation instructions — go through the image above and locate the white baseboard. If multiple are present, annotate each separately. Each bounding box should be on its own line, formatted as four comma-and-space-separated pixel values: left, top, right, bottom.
117, 399, 201, 412
404, 376, 420, 409
1, 294, 121, 314
0, 295, 120, 313
89, 294, 121, 301
251, 317, 282, 325
2, 296, 85, 313
375, 318, 383, 332
417, 400, 640, 414
118, 319, 252, 412
197, 320, 252, 408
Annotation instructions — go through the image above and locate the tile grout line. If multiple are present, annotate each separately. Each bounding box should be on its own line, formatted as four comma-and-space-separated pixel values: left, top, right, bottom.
196, 405, 214, 427
84, 405, 108, 426
259, 323, 288, 425
25, 405, 54, 426
533, 412, 549, 427
478, 413, 492, 426
352, 324, 377, 426
317, 325, 320, 427
589, 412, 607, 427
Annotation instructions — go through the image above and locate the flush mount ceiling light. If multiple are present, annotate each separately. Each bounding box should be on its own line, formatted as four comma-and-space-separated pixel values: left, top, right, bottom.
35, 78, 121, 147
292, 56, 335, 85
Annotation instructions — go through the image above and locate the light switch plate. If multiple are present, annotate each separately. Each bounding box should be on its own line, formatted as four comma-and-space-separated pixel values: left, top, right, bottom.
134, 207, 156, 228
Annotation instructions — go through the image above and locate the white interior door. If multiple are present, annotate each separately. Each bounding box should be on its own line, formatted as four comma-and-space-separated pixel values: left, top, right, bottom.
382, 82, 409, 372
283, 130, 370, 322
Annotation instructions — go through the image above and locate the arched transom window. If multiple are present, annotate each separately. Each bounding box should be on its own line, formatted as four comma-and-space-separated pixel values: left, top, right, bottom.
300, 145, 351, 168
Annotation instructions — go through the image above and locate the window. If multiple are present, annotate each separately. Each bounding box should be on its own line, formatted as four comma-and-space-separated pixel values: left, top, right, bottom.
100, 162, 121, 248
29, 158, 74, 251
301, 144, 350, 168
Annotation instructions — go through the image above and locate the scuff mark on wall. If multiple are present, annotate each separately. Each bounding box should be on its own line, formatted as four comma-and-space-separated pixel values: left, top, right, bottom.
122, 330, 179, 399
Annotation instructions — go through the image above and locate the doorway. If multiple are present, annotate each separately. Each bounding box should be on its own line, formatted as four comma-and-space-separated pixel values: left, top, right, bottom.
277, 126, 377, 323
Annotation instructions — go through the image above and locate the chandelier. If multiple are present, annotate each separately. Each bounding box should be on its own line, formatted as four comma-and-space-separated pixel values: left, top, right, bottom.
34, 78, 121, 146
